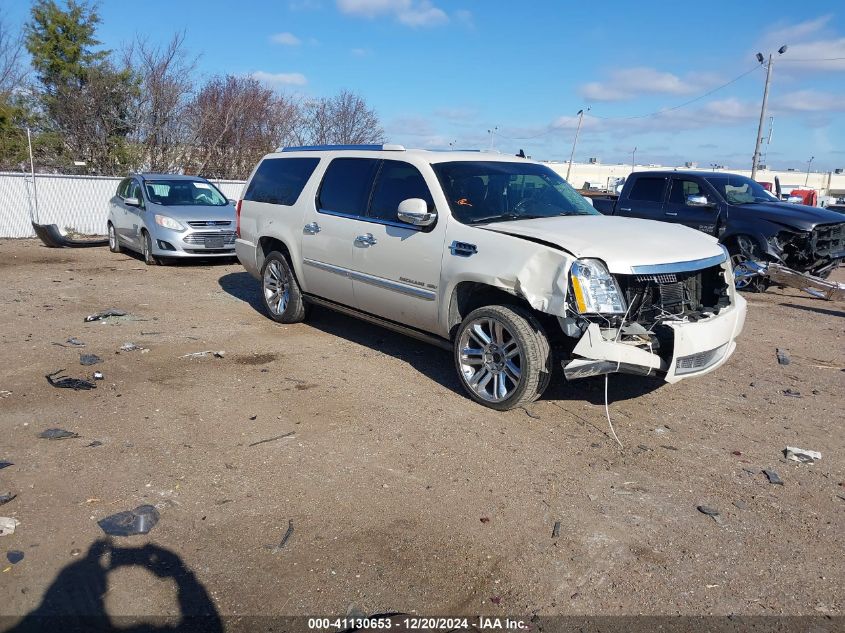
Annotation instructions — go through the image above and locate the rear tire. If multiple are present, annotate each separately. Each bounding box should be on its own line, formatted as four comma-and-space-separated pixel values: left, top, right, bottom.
260, 251, 308, 323
108, 223, 122, 253
142, 230, 161, 266
454, 304, 552, 411
729, 235, 768, 293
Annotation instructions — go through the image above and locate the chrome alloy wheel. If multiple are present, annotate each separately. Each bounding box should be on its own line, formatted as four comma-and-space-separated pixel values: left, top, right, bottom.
108, 224, 117, 250
263, 259, 290, 316
458, 317, 523, 403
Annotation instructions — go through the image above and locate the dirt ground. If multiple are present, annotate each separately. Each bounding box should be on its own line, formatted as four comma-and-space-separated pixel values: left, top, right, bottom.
0, 239, 843, 624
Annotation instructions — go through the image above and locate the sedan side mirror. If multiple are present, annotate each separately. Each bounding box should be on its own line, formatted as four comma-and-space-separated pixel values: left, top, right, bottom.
686, 194, 714, 208
124, 196, 141, 207
397, 198, 436, 227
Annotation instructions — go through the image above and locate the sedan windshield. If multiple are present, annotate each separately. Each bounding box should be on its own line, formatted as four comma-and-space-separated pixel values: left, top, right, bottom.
704, 175, 775, 205
432, 161, 598, 225
144, 180, 229, 206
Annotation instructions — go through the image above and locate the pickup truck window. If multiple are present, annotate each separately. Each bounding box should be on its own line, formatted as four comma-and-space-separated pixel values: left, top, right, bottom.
704, 175, 773, 205
432, 161, 597, 225
245, 157, 320, 206
318, 158, 381, 217
369, 160, 434, 222
669, 179, 710, 205
628, 177, 667, 202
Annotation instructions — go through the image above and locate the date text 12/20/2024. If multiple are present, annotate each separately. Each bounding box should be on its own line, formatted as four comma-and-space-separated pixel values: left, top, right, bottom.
308, 616, 528, 630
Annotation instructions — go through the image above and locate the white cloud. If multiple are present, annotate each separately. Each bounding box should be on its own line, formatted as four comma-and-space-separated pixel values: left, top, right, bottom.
758, 15, 845, 72
774, 89, 845, 112
762, 15, 831, 48
336, 0, 448, 27
579, 67, 721, 102
252, 71, 308, 86
270, 32, 302, 46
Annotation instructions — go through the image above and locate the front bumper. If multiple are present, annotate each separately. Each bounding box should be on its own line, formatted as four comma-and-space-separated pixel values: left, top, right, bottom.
563, 294, 747, 382
149, 225, 236, 258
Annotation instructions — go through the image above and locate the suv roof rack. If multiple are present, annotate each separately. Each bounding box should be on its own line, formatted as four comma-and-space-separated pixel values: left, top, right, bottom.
279, 144, 406, 152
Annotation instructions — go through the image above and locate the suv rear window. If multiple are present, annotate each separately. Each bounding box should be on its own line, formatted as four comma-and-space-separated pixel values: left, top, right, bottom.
628, 177, 667, 202
244, 157, 320, 206
318, 158, 380, 216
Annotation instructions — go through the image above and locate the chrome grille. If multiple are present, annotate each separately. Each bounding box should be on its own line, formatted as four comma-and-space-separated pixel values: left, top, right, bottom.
635, 273, 677, 283
812, 222, 845, 257
187, 220, 232, 227
183, 231, 236, 245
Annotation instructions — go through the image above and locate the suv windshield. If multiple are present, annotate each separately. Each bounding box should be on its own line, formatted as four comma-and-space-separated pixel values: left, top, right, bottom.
144, 180, 229, 206
704, 175, 776, 205
432, 161, 598, 224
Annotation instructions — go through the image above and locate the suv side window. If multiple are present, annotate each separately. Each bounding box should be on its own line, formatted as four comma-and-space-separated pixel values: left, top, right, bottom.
368, 160, 434, 223
117, 178, 130, 199
244, 157, 320, 206
628, 177, 667, 202
317, 158, 380, 217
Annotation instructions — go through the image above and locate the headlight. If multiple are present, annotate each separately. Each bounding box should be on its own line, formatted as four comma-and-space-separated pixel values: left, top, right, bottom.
154, 215, 185, 232
569, 258, 626, 314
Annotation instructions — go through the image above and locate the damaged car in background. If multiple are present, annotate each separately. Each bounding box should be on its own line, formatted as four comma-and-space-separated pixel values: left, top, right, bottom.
592, 171, 845, 293
236, 147, 746, 410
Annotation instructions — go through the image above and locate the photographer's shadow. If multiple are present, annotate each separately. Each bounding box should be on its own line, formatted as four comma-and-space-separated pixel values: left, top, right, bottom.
9, 540, 222, 633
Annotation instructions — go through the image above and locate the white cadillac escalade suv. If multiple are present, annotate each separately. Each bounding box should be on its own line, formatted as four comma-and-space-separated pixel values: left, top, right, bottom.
235, 145, 746, 410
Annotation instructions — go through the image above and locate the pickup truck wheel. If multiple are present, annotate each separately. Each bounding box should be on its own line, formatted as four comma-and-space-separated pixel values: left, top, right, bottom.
261, 252, 307, 323
454, 305, 552, 411
729, 235, 768, 293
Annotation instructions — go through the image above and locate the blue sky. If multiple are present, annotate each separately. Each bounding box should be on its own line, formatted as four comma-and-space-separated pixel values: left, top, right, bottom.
4, 0, 845, 170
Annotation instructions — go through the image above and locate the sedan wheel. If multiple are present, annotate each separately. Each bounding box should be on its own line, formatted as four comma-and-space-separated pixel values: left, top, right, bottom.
108, 223, 121, 253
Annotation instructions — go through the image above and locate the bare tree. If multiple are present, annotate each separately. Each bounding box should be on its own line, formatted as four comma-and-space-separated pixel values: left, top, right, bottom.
296, 90, 385, 146
0, 13, 27, 95
125, 32, 196, 172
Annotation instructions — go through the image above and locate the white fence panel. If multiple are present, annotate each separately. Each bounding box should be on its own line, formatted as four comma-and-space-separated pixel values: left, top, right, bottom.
0, 172, 246, 238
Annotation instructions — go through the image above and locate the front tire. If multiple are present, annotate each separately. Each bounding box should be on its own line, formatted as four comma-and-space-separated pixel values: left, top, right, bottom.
142, 230, 161, 266
260, 252, 307, 323
454, 305, 552, 411
108, 223, 122, 253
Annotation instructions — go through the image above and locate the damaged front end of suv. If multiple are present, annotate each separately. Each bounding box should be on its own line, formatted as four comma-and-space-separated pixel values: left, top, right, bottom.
559, 250, 746, 383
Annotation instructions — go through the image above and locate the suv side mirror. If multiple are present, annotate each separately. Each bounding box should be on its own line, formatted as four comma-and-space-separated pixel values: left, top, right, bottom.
686, 194, 714, 208
397, 198, 436, 227
124, 196, 141, 207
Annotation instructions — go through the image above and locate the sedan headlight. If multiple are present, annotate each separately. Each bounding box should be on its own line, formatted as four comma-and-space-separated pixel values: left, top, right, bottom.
154, 214, 185, 232
569, 258, 626, 314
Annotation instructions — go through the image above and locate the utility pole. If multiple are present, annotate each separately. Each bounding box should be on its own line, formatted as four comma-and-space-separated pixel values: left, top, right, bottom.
26, 126, 39, 224
565, 108, 588, 182
751, 45, 787, 181
805, 156, 814, 186
487, 127, 498, 151
631, 147, 637, 174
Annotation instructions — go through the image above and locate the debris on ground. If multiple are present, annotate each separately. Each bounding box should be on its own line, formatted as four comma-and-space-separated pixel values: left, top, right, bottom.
0, 517, 19, 536
67, 337, 85, 347
119, 342, 145, 352
269, 519, 294, 553
784, 446, 822, 464
552, 521, 561, 538
97, 504, 160, 536
248, 431, 295, 447
782, 388, 801, 398
85, 308, 127, 322
0, 493, 16, 506
86, 440, 103, 448
479, 517, 490, 524
697, 505, 720, 516
6, 550, 24, 564
79, 353, 102, 366
38, 428, 80, 440
180, 350, 225, 359
0, 391, 10, 398
733, 500, 748, 510
490, 596, 502, 605
93, 371, 104, 380
776, 348, 791, 365
0, 461, 12, 470
45, 370, 96, 391
764, 469, 784, 485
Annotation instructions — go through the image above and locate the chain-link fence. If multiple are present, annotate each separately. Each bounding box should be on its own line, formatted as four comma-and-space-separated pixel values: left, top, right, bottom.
0, 172, 246, 238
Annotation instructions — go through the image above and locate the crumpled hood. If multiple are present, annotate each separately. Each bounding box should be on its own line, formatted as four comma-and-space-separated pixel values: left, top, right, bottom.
731, 201, 845, 231
477, 215, 724, 274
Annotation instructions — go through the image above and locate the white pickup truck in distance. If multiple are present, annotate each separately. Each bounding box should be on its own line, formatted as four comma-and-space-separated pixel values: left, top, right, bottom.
235, 145, 747, 410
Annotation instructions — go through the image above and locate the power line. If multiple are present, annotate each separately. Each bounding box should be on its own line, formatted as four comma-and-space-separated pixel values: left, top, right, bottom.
779, 56, 845, 62
492, 64, 763, 141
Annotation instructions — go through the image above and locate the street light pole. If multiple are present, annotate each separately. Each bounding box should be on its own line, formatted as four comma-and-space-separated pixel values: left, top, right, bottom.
487, 127, 498, 151
805, 156, 814, 186
751, 45, 786, 181
565, 108, 587, 183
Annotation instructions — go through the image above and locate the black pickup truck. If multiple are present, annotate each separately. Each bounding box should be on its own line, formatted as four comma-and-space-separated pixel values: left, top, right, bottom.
592, 170, 845, 291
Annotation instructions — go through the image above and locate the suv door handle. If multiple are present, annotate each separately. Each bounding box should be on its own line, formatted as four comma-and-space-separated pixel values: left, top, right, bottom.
303, 222, 321, 234
355, 233, 377, 246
